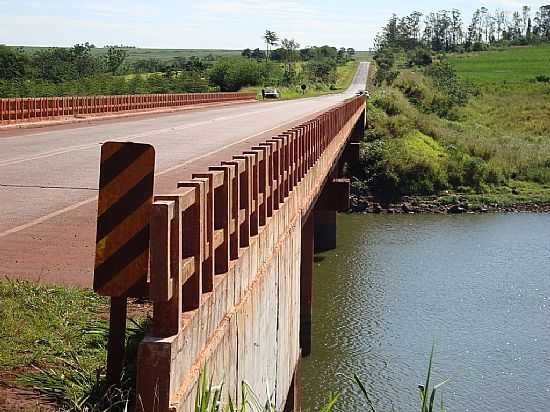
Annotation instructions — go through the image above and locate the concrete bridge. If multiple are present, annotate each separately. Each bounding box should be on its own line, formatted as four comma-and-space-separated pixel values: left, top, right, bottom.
0, 63, 369, 411
135, 90, 367, 412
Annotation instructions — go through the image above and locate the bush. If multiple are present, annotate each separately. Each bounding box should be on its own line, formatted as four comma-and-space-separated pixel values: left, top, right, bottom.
463, 157, 488, 190
407, 48, 433, 67
360, 132, 449, 199
534, 74, 550, 83
424, 61, 477, 118
371, 89, 406, 116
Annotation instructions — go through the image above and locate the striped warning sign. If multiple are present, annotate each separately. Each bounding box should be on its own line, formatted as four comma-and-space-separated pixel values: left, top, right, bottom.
94, 142, 155, 297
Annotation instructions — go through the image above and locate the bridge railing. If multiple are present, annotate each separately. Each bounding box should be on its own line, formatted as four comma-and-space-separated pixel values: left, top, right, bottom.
90, 93, 365, 410
0, 92, 257, 124
128, 95, 365, 410
148, 95, 364, 337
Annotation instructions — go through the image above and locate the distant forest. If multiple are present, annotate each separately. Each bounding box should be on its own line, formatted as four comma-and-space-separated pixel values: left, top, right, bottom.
375, 4, 550, 52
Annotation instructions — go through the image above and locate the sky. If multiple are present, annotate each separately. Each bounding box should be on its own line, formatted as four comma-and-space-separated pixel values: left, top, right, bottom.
1, 0, 549, 51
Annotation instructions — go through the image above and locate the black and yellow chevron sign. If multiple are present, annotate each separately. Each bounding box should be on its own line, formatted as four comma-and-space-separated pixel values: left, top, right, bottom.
94, 142, 155, 297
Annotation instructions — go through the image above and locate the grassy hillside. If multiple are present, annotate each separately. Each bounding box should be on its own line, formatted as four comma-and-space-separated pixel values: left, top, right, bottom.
14, 46, 241, 63
361, 45, 550, 208
448, 44, 550, 84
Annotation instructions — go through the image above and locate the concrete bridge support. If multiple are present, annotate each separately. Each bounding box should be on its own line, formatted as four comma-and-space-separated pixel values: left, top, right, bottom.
313, 179, 351, 253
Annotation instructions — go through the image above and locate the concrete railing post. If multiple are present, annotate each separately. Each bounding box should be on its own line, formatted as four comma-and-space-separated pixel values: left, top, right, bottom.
176, 181, 205, 310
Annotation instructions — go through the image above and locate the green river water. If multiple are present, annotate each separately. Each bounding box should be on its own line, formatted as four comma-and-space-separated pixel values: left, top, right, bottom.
300, 213, 550, 412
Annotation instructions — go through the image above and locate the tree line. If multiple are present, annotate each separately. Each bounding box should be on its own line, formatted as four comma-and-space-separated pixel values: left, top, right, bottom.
0, 43, 220, 97
217, 30, 356, 92
0, 29, 357, 97
375, 4, 550, 53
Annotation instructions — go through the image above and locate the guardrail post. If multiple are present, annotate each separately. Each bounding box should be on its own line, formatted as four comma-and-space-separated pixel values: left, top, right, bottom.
191, 174, 215, 292
221, 161, 241, 259
209, 166, 232, 274
237, 153, 260, 235
265, 139, 284, 210
150, 198, 182, 338
243, 147, 267, 230
256, 144, 274, 218
250, 146, 270, 224
176, 181, 205, 310
228, 157, 250, 247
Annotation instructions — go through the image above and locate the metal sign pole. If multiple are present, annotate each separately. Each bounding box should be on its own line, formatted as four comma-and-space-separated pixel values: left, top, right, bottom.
106, 296, 128, 386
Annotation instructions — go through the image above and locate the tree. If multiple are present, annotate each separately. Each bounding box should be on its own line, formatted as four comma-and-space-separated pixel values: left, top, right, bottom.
263, 30, 279, 61
105, 46, 127, 74
280, 38, 300, 76
0, 45, 28, 80
536, 5, 550, 40
522, 6, 531, 37
251, 48, 266, 60
241, 48, 252, 58
450, 9, 463, 48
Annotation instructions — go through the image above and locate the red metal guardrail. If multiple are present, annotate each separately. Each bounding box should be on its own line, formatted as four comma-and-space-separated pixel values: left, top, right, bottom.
0, 92, 257, 125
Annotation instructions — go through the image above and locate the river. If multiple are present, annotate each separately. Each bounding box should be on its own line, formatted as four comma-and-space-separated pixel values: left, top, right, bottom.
300, 213, 550, 412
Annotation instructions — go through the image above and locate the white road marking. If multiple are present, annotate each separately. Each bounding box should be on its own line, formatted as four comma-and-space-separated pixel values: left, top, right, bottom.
0, 62, 369, 238
0, 111, 315, 238
0, 99, 338, 167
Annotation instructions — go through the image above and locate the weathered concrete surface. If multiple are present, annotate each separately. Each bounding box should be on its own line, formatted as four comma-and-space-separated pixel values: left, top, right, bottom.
135, 98, 364, 412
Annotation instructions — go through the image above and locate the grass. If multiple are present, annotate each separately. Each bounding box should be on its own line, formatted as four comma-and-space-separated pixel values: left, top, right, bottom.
241, 60, 360, 101
14, 46, 372, 66
447, 44, 550, 84
194, 345, 445, 412
14, 46, 241, 64
361, 45, 550, 205
436, 180, 550, 208
0, 279, 150, 411
0, 280, 107, 372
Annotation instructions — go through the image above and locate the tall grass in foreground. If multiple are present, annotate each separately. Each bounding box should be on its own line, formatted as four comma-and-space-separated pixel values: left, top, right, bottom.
195, 346, 448, 412
16, 317, 150, 412
193, 370, 340, 412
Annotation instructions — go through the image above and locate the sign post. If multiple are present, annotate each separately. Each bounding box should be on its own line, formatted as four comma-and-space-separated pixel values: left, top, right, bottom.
94, 141, 155, 386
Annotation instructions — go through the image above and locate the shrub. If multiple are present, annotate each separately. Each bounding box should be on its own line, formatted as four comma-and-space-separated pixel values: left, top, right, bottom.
463, 157, 488, 190
407, 48, 433, 67
360, 132, 449, 199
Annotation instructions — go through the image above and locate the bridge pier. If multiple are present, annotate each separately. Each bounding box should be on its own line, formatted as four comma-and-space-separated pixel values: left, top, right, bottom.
313, 179, 350, 253
283, 360, 302, 412
300, 213, 314, 356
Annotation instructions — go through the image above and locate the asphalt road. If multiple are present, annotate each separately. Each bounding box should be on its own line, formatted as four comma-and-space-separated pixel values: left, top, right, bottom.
0, 62, 369, 287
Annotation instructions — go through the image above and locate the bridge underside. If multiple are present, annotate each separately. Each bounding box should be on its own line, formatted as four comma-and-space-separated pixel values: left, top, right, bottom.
136, 99, 365, 412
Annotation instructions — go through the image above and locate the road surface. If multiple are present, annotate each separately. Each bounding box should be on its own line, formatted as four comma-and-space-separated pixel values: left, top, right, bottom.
0, 62, 369, 287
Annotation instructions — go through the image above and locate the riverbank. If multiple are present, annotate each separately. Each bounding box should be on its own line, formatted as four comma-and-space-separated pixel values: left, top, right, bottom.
353, 44, 550, 211
350, 193, 550, 214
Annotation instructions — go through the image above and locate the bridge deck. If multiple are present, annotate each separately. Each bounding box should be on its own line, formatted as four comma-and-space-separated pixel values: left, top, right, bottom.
0, 63, 368, 287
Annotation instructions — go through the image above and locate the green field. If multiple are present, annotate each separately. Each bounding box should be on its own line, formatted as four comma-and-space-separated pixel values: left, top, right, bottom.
353, 50, 372, 62
448, 44, 550, 84
363, 44, 550, 205
14, 46, 241, 63
14, 46, 371, 64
